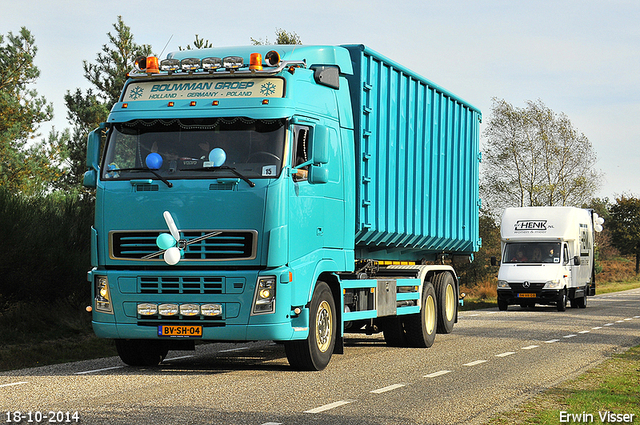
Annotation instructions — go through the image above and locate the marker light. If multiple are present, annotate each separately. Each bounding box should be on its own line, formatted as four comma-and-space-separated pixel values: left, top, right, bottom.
158, 303, 179, 316
137, 303, 158, 316
160, 58, 180, 73
145, 56, 160, 74
202, 57, 222, 71
179, 304, 200, 316
201, 304, 223, 316
223, 56, 243, 70
265, 50, 280, 67
181, 58, 200, 72
250, 53, 263, 70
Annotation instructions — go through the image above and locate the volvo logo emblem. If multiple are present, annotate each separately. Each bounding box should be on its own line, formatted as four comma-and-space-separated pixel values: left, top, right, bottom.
523, 281, 530, 288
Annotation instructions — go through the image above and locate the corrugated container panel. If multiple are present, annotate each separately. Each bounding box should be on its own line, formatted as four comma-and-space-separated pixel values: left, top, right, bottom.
343, 45, 481, 260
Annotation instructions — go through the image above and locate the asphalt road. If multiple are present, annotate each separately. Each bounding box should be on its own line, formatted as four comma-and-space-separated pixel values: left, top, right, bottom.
1, 288, 639, 425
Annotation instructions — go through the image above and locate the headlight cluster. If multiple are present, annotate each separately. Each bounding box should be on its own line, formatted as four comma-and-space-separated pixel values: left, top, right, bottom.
543, 279, 562, 289
497, 280, 511, 289
137, 303, 222, 317
95, 276, 113, 313
252, 276, 276, 314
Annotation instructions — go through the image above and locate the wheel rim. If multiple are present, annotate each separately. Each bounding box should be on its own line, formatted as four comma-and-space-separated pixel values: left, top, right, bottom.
316, 300, 332, 353
445, 283, 456, 321
425, 295, 436, 335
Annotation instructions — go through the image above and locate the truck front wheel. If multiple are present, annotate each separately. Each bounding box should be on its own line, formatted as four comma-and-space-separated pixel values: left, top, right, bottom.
285, 281, 336, 371
115, 339, 169, 367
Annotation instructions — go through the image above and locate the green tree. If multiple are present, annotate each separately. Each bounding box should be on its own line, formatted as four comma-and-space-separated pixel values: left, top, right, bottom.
179, 35, 213, 51
0, 27, 64, 196
481, 98, 601, 213
251, 28, 302, 45
59, 16, 151, 191
608, 195, 640, 274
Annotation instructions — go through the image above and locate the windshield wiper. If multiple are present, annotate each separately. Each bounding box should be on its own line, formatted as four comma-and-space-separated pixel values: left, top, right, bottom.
109, 167, 173, 188
189, 165, 255, 187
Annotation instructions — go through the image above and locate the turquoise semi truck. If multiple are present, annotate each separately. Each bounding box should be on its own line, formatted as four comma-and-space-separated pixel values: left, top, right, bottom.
83, 44, 482, 370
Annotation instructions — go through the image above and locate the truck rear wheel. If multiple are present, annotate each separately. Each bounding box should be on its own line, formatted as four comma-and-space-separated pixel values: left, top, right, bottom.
115, 339, 169, 367
285, 281, 336, 371
382, 316, 407, 347
404, 281, 437, 348
434, 272, 456, 334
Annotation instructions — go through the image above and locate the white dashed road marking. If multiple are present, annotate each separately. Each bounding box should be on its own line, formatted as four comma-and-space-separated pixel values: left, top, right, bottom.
424, 370, 452, 378
463, 360, 487, 367
304, 400, 352, 414
370, 384, 405, 394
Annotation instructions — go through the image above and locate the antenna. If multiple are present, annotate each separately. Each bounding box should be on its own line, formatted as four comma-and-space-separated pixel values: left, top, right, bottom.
159, 34, 174, 58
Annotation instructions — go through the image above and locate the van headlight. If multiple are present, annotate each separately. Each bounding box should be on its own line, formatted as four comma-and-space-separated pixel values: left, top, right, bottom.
95, 276, 113, 313
252, 276, 276, 315
543, 279, 562, 289
497, 280, 510, 289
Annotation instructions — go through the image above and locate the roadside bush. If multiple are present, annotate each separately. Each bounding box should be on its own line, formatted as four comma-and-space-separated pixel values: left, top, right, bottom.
0, 189, 93, 310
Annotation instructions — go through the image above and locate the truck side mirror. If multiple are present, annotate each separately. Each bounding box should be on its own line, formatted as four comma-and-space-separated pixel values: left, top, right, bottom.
310, 125, 329, 165
308, 165, 329, 184
573, 256, 581, 266
490, 256, 499, 267
83, 126, 104, 189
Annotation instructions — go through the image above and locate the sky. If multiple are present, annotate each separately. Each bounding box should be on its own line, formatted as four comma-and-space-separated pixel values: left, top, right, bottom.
3, 0, 639, 201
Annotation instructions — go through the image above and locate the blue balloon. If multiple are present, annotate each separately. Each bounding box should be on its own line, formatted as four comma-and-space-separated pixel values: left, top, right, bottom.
146, 152, 163, 169
209, 148, 226, 166
156, 233, 176, 250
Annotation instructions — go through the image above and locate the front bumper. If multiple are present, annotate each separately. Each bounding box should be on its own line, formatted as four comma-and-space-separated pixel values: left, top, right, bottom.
497, 287, 561, 305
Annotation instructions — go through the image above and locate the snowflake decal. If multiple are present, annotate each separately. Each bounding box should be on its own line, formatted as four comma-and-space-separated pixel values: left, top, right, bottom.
129, 86, 144, 100
260, 82, 276, 96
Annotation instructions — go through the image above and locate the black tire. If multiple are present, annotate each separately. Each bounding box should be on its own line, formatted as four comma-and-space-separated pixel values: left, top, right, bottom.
577, 291, 587, 309
498, 297, 508, 311
382, 316, 408, 347
433, 272, 457, 334
115, 339, 169, 366
404, 281, 437, 348
285, 281, 336, 371
557, 289, 567, 311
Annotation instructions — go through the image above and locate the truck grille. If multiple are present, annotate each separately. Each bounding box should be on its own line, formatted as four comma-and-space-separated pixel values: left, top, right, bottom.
139, 276, 224, 294
109, 230, 257, 261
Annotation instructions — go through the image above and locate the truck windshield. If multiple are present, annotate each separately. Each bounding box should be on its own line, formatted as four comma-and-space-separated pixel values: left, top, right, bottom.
503, 242, 561, 264
101, 117, 286, 181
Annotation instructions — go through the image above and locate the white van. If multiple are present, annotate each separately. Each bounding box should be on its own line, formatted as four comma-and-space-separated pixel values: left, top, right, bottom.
493, 207, 604, 311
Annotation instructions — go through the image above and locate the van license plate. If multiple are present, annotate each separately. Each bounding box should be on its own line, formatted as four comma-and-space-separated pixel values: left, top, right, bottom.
517, 293, 536, 298
158, 325, 203, 337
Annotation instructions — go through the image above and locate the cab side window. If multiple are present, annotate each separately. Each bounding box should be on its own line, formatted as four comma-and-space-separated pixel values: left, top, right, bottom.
563, 245, 570, 265
292, 125, 310, 181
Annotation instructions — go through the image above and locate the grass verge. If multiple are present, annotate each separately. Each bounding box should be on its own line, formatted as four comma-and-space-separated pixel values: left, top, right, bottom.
488, 345, 640, 424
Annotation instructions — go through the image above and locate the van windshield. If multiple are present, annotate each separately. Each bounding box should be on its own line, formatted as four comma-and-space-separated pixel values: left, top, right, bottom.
101, 117, 286, 181
503, 242, 561, 264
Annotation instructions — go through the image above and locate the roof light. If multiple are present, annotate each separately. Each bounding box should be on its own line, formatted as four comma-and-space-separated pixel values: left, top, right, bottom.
265, 50, 280, 67
160, 58, 180, 73
223, 56, 243, 70
250, 53, 263, 70
145, 56, 160, 74
181, 58, 201, 72
134, 55, 147, 72
202, 57, 222, 71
